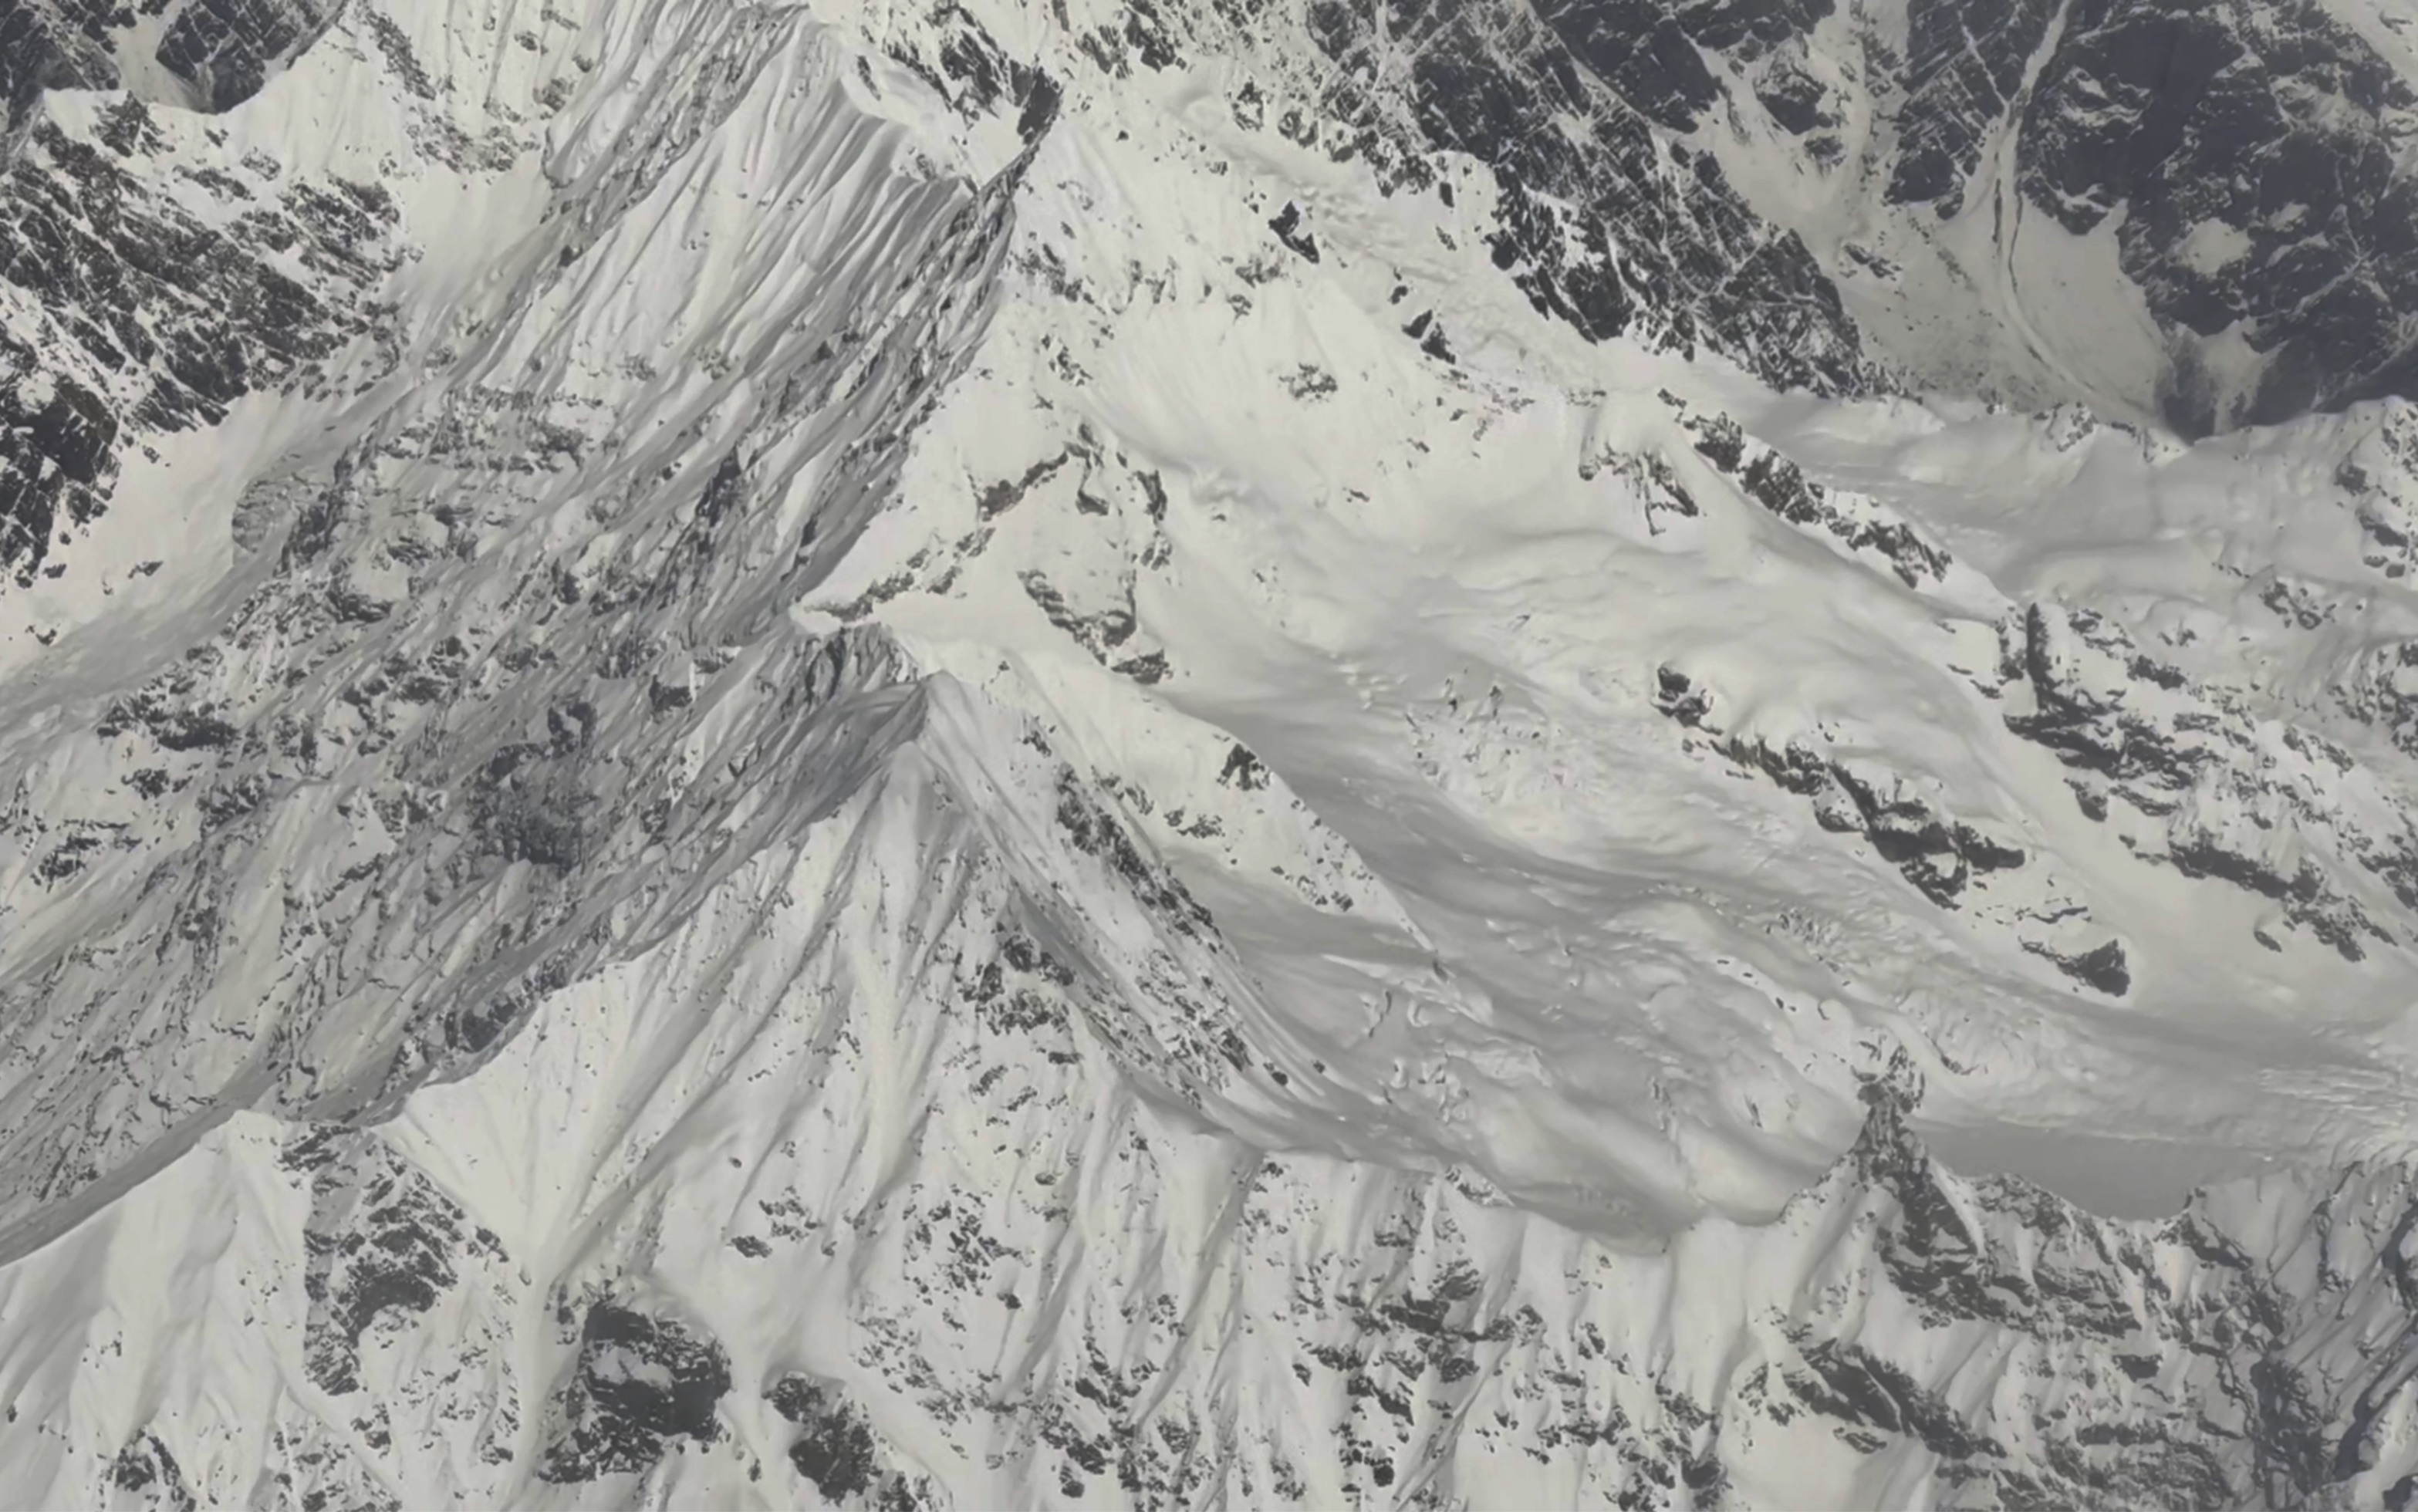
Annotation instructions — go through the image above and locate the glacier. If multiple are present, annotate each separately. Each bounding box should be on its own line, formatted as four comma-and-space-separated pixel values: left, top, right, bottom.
6, 0, 2418, 1506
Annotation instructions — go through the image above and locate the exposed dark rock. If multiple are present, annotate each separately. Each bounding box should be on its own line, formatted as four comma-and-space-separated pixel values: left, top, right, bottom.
2024, 937, 2133, 996
1656, 669, 2025, 906
1055, 768, 1213, 933
106, 1429, 197, 1512
1788, 1333, 2001, 1462
471, 755, 592, 871
1217, 743, 1268, 790
2341, 640, 2418, 762
1651, 666, 1711, 727
976, 449, 1069, 519
0, 342, 115, 582
154, 0, 344, 112
765, 1376, 952, 1506
1016, 66, 1062, 142
288, 1126, 508, 1398
1815, 1055, 2403, 1510
1994, 602, 2410, 959
3, 0, 341, 146
539, 1302, 732, 1482
1886, 0, 2061, 215
0, 116, 400, 586
2000, 606, 2205, 796
1302, 0, 1870, 397
2008, 0, 2418, 430
1268, 201, 1319, 262
1754, 60, 1835, 138
1679, 404, 1949, 585
1296, 0, 2418, 430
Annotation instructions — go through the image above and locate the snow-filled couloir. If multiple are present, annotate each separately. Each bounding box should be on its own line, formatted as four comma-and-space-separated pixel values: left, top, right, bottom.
8, 0, 2418, 1506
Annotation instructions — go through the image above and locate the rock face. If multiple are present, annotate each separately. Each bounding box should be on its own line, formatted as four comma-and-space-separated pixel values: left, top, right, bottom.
2010, 0, 2418, 430
539, 1303, 732, 1483
1884, 0, 2062, 217
2, 0, 341, 132
0, 0, 403, 597
6, 0, 2418, 1506
1295, 0, 1873, 395
289, 1125, 512, 1402
1791, 0, 2418, 431
768, 1374, 944, 1508
1271, 0, 2418, 431
1989, 601, 2418, 962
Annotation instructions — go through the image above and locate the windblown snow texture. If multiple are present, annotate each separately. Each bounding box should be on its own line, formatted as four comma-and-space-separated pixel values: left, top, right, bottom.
8, 0, 2418, 1507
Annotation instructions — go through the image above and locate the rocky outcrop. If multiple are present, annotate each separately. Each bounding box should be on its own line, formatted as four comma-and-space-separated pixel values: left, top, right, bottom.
1656, 667, 2027, 908
1885, 0, 2062, 216
1653, 660, 2129, 997
2011, 0, 2418, 428
104, 1429, 196, 1512
0, 108, 403, 586
1288, 0, 1873, 397
538, 1302, 732, 1482
2, 0, 342, 137
768, 1375, 946, 1509
1852, 0, 2418, 430
1671, 395, 1952, 586
1991, 602, 2418, 960
1256, 0, 2418, 430
287, 1126, 512, 1400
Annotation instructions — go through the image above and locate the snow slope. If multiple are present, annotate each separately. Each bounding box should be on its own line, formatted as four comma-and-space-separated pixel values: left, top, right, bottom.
5, 0, 2418, 1506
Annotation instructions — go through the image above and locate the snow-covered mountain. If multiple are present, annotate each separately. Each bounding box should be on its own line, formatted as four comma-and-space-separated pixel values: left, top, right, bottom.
9, 0, 2418, 1504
